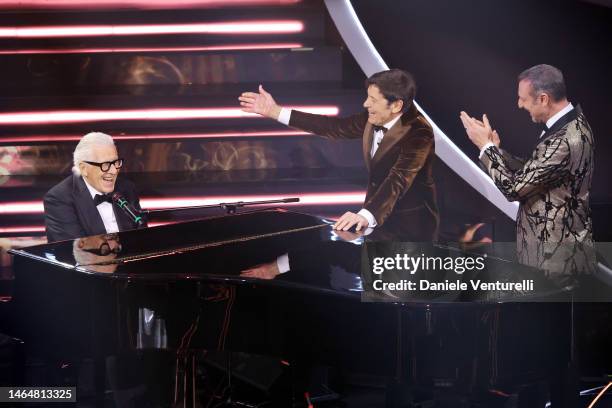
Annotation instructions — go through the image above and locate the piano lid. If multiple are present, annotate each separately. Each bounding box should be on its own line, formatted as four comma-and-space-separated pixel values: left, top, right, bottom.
9, 208, 334, 275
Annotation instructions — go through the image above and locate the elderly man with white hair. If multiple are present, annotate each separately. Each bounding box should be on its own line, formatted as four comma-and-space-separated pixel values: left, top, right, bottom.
44, 132, 146, 242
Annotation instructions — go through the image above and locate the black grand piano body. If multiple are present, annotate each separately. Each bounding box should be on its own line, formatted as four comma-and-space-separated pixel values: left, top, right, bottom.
10, 210, 398, 376
8, 209, 580, 394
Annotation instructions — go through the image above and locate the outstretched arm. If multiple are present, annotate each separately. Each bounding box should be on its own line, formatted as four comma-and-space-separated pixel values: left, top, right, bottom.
240, 85, 366, 140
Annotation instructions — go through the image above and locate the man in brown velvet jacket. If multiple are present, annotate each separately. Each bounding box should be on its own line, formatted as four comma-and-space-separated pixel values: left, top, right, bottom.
239, 69, 438, 242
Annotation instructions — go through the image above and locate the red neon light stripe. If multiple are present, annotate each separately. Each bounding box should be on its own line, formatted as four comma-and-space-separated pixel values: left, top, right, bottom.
0, 130, 311, 144
0, 106, 337, 125
140, 193, 366, 209
0, 226, 45, 234
0, 42, 303, 55
0, 21, 303, 38
0, 0, 300, 10
0, 192, 366, 215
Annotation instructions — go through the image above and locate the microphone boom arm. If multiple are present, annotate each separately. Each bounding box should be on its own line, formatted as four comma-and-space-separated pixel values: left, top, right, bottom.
141, 197, 300, 215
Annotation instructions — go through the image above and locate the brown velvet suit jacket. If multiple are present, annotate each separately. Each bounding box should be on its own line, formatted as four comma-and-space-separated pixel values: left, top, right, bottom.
289, 103, 439, 241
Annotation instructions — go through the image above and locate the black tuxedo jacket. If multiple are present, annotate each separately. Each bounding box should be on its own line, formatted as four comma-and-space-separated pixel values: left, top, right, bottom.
289, 103, 439, 241
44, 174, 146, 242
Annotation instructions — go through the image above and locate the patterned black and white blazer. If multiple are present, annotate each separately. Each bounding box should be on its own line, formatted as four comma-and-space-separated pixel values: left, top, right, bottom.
480, 105, 594, 274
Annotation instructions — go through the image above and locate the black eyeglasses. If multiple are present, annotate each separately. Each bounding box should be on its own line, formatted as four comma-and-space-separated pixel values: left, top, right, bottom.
97, 241, 123, 256
84, 158, 124, 172
82, 234, 122, 256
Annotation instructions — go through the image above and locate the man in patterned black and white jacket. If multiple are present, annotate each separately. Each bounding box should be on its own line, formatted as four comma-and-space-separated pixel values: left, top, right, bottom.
460, 64, 594, 275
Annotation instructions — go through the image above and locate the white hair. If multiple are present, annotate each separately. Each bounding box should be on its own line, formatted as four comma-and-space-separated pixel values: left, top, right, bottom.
72, 132, 115, 176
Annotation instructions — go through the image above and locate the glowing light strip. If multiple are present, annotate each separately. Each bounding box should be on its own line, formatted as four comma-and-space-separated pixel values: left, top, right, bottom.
0, 192, 365, 215
0, 0, 300, 10
0, 42, 303, 55
0, 21, 303, 38
0, 226, 45, 233
0, 105, 337, 125
141, 192, 366, 209
587, 382, 612, 408
149, 221, 172, 227
0, 202, 44, 214
0, 130, 311, 144
324, 0, 518, 220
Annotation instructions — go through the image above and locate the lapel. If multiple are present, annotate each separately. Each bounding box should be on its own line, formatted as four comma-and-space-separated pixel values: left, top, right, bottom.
114, 208, 130, 231
72, 175, 107, 236
364, 104, 419, 169
541, 105, 580, 139
363, 122, 374, 171
113, 184, 133, 232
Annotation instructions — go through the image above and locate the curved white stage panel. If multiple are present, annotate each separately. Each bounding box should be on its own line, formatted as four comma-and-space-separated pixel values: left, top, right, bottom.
324, 0, 519, 220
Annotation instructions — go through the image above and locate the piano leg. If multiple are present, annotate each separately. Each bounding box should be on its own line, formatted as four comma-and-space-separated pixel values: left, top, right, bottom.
93, 356, 105, 408
174, 352, 198, 408
385, 308, 417, 408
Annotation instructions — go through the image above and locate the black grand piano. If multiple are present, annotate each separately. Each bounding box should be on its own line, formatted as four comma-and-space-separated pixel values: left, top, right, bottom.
7, 209, 611, 407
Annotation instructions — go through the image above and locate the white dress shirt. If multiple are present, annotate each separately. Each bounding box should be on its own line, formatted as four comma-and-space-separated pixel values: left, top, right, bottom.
83, 178, 119, 234
369, 114, 402, 158
479, 102, 574, 159
542, 102, 574, 137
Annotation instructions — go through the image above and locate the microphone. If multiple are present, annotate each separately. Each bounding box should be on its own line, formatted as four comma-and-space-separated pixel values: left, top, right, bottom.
111, 192, 144, 226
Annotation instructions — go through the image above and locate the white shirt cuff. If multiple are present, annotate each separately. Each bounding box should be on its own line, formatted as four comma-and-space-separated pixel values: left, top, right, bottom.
357, 208, 377, 227
276, 253, 290, 274
278, 108, 292, 126
479, 142, 495, 159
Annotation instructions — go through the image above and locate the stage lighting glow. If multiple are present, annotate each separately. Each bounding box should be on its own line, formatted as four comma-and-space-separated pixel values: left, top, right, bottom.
0, 226, 45, 234
0, 42, 303, 55
587, 382, 612, 408
0, 0, 300, 10
0, 202, 44, 214
0, 130, 311, 144
0, 106, 338, 125
0, 21, 303, 38
141, 192, 366, 209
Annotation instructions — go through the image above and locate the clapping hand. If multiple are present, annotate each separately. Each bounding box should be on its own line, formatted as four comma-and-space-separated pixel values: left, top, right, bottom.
460, 112, 500, 149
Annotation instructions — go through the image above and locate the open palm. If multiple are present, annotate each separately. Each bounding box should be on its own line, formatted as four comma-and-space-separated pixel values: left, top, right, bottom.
239, 85, 280, 119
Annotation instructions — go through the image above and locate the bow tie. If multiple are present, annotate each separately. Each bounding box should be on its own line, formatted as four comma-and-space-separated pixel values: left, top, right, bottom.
372, 125, 388, 134
93, 193, 113, 206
